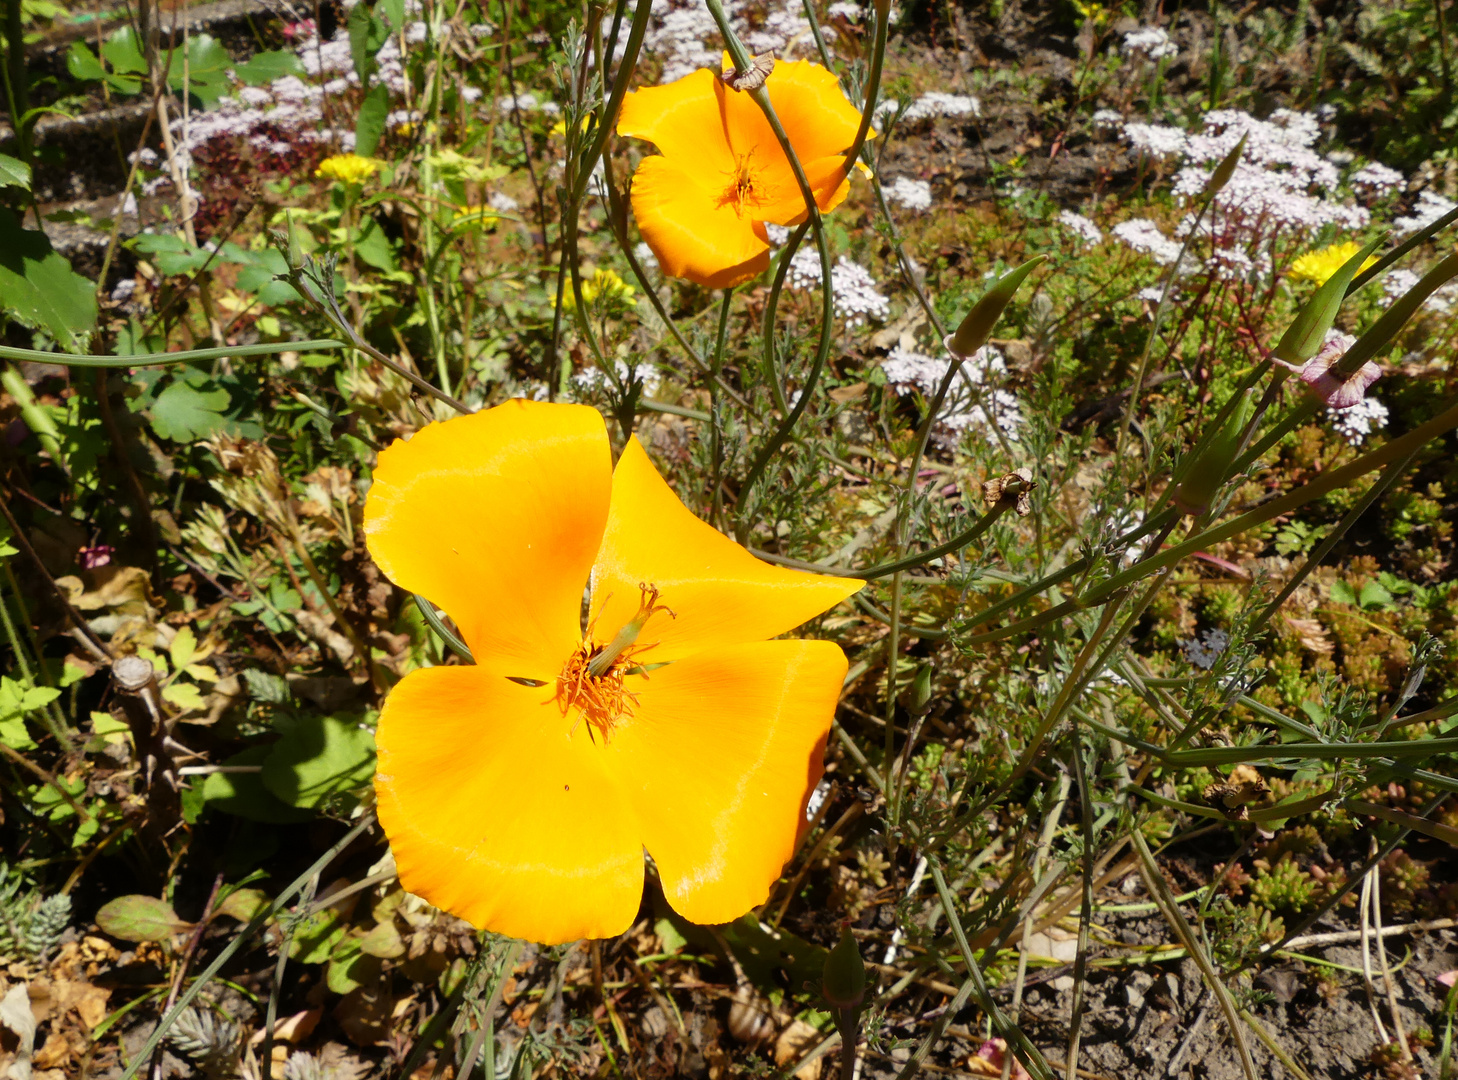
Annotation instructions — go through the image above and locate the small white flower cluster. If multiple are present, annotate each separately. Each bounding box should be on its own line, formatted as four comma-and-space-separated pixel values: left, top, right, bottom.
488, 191, 520, 213
883, 92, 980, 123
497, 92, 560, 116
1121, 26, 1178, 62
1393, 189, 1458, 235
1124, 122, 1187, 159
1169, 109, 1366, 233
1380, 266, 1458, 312
1330, 397, 1389, 446
787, 251, 890, 327
881, 345, 1022, 446
174, 2, 481, 172
1111, 218, 1184, 265
885, 176, 932, 211
1180, 628, 1230, 670
825, 1, 863, 18
1057, 209, 1102, 245
1350, 161, 1404, 198
1091, 108, 1123, 131
571, 359, 660, 399
639, 0, 826, 84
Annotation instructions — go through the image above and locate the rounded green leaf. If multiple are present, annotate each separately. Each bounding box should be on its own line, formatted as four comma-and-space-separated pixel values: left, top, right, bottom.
96, 895, 189, 943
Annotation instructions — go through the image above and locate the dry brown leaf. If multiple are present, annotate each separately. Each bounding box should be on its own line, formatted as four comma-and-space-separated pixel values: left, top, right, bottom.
773, 1019, 823, 1080
1283, 614, 1334, 655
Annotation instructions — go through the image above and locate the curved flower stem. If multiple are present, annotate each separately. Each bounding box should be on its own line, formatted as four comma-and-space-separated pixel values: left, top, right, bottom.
711, 289, 734, 527
0, 339, 349, 368
710, 0, 887, 531
600, 153, 755, 414
762, 221, 810, 416
571, 0, 652, 208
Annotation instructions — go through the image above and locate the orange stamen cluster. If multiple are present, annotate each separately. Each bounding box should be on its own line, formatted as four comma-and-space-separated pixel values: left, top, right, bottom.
555, 583, 674, 742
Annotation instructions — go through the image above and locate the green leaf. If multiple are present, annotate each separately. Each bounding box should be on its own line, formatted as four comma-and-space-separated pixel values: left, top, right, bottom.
262, 714, 376, 809
65, 41, 107, 82
354, 83, 390, 158
215, 887, 270, 923
1359, 580, 1394, 610
148, 375, 232, 441
1330, 580, 1358, 606
168, 34, 231, 107
133, 233, 211, 276
0, 154, 31, 192
232, 49, 305, 86
161, 681, 206, 712
0, 717, 35, 751
100, 27, 148, 75
169, 625, 197, 672
96, 895, 189, 942
347, 4, 389, 81
353, 216, 397, 272
327, 935, 382, 993
201, 745, 313, 823
0, 208, 98, 352
289, 909, 346, 964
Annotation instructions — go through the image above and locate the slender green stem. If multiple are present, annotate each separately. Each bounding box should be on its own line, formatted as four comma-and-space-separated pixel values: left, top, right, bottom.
0, 339, 349, 368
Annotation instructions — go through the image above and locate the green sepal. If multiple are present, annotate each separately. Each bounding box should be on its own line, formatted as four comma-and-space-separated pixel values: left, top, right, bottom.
1200, 133, 1246, 200
947, 255, 1046, 358
1271, 235, 1383, 364
821, 926, 866, 1011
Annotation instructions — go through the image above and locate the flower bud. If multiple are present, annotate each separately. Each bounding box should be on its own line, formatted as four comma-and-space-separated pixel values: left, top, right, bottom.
285, 210, 305, 270
903, 663, 934, 716
1173, 388, 1255, 517
821, 926, 866, 1012
946, 256, 1045, 359
1200, 134, 1246, 201
1272, 235, 1383, 365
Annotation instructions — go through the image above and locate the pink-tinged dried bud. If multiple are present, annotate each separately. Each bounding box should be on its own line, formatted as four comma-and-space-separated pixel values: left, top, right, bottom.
973, 1039, 1031, 1080
1273, 332, 1381, 410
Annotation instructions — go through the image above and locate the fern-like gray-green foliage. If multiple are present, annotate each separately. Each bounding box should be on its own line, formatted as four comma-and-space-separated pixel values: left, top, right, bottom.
169, 1007, 241, 1078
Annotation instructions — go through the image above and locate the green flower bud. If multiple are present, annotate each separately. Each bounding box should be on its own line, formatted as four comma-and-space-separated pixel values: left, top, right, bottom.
903, 663, 934, 716
947, 256, 1046, 359
1200, 134, 1246, 201
1272, 235, 1383, 365
1173, 388, 1255, 517
821, 926, 866, 1012
285, 210, 305, 270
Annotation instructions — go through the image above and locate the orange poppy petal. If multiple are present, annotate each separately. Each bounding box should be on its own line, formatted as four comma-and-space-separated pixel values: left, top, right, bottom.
616, 68, 736, 176
764, 59, 869, 160
589, 437, 862, 661
614, 639, 846, 924
754, 154, 855, 225
376, 665, 645, 944
365, 400, 611, 678
629, 155, 770, 288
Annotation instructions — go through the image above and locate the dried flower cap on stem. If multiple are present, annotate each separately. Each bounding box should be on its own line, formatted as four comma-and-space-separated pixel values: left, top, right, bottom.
1273, 332, 1381, 410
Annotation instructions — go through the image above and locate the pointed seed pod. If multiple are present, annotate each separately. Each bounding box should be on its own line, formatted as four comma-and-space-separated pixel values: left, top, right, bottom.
1272, 235, 1383, 365
903, 663, 934, 716
822, 926, 866, 1012
1200, 133, 1246, 201
946, 255, 1046, 359
1173, 388, 1256, 517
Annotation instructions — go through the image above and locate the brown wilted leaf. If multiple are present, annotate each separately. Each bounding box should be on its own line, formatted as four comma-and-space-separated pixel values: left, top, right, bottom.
773, 1019, 822, 1080
1203, 763, 1270, 821
1283, 614, 1334, 655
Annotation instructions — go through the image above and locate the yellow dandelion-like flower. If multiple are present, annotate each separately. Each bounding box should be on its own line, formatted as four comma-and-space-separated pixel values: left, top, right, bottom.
452, 205, 500, 227
315, 154, 382, 185
1288, 241, 1377, 286
562, 269, 636, 311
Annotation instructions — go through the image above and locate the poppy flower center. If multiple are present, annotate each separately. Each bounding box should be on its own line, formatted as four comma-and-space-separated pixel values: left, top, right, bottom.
718, 153, 763, 217
555, 583, 675, 742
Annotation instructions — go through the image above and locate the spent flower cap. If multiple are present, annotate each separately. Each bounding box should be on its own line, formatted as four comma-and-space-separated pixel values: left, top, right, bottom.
1273, 332, 1380, 410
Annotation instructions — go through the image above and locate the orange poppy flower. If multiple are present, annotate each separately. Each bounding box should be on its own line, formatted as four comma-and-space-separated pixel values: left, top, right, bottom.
617, 59, 869, 289
364, 400, 863, 944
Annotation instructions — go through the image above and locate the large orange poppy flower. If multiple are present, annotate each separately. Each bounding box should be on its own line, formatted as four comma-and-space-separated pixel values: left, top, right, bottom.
617, 59, 868, 289
364, 400, 863, 944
